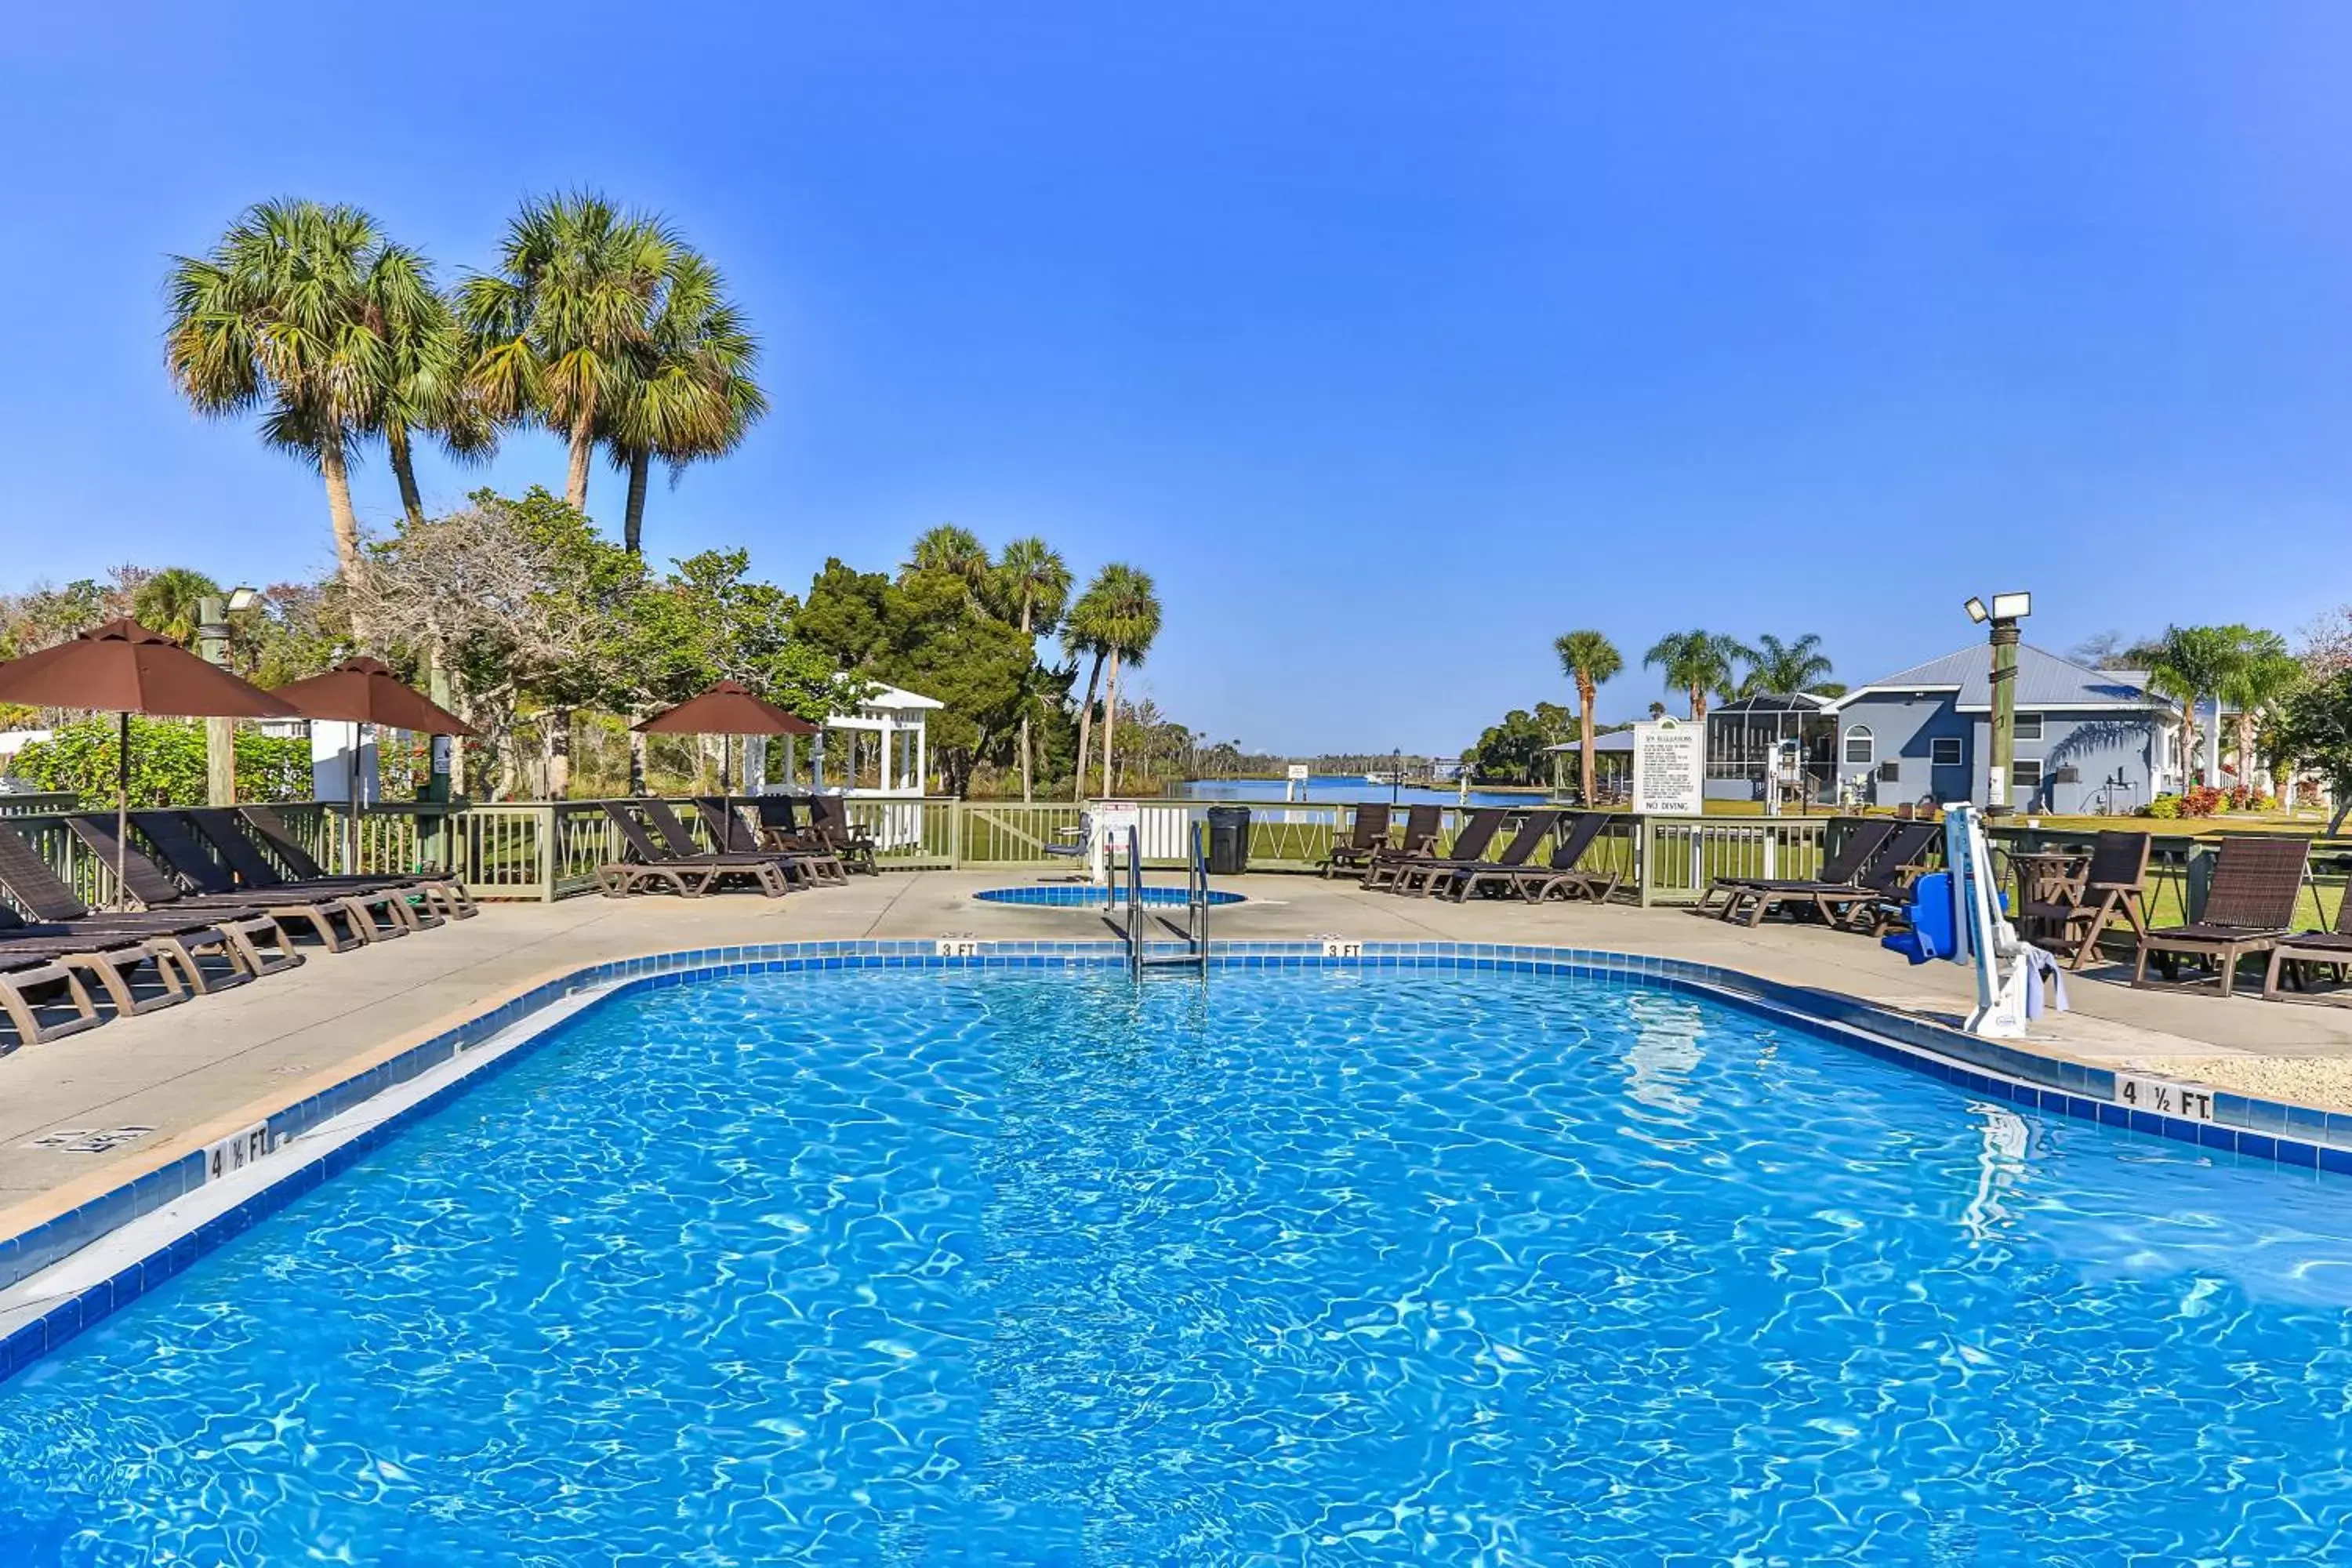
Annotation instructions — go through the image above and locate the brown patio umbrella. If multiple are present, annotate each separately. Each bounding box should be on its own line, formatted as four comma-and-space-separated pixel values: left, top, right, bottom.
272, 658, 478, 873
633, 681, 819, 820
0, 619, 299, 906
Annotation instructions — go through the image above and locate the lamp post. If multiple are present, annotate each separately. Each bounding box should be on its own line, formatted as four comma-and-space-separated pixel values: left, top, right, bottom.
197, 587, 262, 806
1390, 749, 1402, 808
1964, 591, 2031, 818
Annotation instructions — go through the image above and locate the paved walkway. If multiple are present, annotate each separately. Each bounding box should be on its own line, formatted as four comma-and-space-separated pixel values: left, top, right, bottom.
5, 870, 2349, 1227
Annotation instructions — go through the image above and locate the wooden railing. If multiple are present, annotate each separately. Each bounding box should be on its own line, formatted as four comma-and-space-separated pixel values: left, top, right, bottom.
0, 794, 2342, 920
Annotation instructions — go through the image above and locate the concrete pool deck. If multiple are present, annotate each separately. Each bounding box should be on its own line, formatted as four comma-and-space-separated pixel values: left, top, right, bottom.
4, 869, 2350, 1228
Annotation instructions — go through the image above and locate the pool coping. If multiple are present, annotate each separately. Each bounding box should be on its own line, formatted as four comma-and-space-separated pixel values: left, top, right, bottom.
0, 935, 2346, 1382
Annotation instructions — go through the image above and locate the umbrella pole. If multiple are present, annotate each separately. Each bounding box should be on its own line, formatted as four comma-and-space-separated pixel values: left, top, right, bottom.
115, 710, 130, 912
347, 728, 361, 876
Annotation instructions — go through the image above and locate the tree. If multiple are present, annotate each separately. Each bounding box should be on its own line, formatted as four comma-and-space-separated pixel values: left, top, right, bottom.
2147, 624, 2247, 787
2220, 629, 2299, 798
1642, 629, 1744, 720
129, 568, 223, 646
1741, 633, 1835, 698
1466, 702, 1576, 785
601, 248, 764, 554
1554, 630, 1622, 804
1065, 564, 1161, 796
460, 192, 673, 514
165, 200, 405, 586
797, 556, 1028, 796
2269, 669, 2352, 832
994, 537, 1073, 801
2302, 605, 2352, 681
370, 245, 495, 527
904, 526, 992, 597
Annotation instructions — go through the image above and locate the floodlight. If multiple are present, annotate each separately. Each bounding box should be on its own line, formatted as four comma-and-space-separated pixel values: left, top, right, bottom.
226, 586, 262, 612
1963, 597, 1989, 624
1990, 591, 2031, 621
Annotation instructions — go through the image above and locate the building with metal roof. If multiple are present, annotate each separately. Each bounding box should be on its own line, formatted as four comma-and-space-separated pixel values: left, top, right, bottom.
1828, 644, 2180, 815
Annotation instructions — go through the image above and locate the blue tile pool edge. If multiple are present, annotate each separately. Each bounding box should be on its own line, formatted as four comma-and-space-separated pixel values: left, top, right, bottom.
0, 937, 2341, 1384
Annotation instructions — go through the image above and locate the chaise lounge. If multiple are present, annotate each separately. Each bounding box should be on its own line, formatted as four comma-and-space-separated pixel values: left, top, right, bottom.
2132, 836, 2309, 999
1320, 804, 1393, 879
1406, 810, 1562, 899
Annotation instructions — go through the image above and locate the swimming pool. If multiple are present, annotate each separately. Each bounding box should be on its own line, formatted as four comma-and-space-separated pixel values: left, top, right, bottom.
2, 962, 2348, 1562
975, 883, 1244, 907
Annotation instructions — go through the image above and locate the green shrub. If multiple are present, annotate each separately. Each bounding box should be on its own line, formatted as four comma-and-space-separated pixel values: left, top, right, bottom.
2143, 793, 2182, 820
8, 716, 313, 807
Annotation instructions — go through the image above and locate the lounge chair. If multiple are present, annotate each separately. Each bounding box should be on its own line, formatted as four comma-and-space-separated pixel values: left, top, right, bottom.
1374, 808, 1504, 895
2018, 830, 2152, 971
644, 800, 818, 891
2264, 877, 2352, 1001
63, 813, 396, 952
2132, 836, 2310, 999
1359, 804, 1445, 891
0, 822, 297, 986
1405, 810, 1562, 898
695, 797, 847, 885
594, 803, 789, 898
1320, 804, 1392, 879
231, 804, 478, 921
806, 795, 879, 874
146, 811, 443, 935
0, 914, 197, 1040
1721, 821, 1936, 931
1452, 811, 1622, 904
1701, 819, 1894, 924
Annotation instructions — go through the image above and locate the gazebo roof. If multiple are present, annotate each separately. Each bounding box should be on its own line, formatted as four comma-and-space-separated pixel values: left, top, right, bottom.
1711, 692, 1835, 715
833, 681, 942, 717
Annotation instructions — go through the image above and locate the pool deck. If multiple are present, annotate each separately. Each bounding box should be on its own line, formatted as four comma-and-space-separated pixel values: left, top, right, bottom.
4, 869, 2350, 1230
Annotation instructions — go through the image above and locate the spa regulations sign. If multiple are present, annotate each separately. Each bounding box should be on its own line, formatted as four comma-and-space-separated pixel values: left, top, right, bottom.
1631, 718, 1705, 815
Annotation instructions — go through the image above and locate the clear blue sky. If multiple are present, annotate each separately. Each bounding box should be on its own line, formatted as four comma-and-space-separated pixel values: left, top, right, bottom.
5, 4, 2348, 754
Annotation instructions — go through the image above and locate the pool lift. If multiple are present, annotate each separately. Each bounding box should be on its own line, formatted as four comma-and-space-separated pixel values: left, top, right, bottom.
1882, 804, 2065, 1040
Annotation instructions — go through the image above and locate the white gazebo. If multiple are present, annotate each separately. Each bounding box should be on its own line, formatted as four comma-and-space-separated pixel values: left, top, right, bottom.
774, 682, 942, 798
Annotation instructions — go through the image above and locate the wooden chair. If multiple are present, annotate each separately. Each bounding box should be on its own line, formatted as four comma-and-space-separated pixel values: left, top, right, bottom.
2021, 830, 2151, 971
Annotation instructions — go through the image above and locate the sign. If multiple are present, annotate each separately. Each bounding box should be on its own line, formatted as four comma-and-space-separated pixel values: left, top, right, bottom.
1286, 764, 1310, 782
1320, 938, 1363, 959
24, 1126, 152, 1155
205, 1121, 270, 1183
2114, 1074, 2215, 1123
935, 938, 982, 959
1629, 718, 1705, 815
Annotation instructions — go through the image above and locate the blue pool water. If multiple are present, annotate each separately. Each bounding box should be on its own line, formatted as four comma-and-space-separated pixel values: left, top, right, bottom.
975, 884, 1245, 907
4, 966, 2352, 1563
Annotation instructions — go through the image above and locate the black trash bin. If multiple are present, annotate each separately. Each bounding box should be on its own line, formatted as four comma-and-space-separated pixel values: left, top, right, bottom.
1204, 806, 1251, 876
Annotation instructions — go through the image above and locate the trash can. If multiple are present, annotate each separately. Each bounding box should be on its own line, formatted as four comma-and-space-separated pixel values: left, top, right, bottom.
1205, 806, 1251, 876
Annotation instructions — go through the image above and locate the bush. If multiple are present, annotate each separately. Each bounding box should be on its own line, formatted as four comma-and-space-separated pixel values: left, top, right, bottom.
2177, 786, 2227, 818
2143, 793, 2182, 820
8, 716, 314, 808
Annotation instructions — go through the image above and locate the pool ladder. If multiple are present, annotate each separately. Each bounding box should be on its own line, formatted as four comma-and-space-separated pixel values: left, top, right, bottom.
1111, 823, 1211, 975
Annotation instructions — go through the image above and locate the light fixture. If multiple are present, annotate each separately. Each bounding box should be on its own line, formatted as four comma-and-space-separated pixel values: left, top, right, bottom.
1963, 597, 1989, 625
1989, 591, 2031, 621
226, 586, 262, 612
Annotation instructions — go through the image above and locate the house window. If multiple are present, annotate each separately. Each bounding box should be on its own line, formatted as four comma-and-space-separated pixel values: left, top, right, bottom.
2010, 758, 2042, 790
1842, 726, 1873, 766
1931, 737, 1962, 767
2013, 712, 2044, 742
1878, 760, 1900, 783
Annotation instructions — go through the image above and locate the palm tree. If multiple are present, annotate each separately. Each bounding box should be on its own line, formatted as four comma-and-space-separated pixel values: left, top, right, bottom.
1642, 629, 1745, 720
1065, 564, 1160, 798
2147, 624, 2246, 787
129, 568, 222, 646
904, 525, 992, 596
2221, 629, 2300, 800
460, 192, 673, 515
1743, 633, 1835, 697
995, 537, 1073, 801
601, 249, 765, 554
1554, 630, 1623, 804
166, 200, 400, 586
370, 248, 495, 527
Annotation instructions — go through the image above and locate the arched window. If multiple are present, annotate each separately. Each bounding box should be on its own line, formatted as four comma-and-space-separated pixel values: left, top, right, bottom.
1842, 725, 1874, 767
